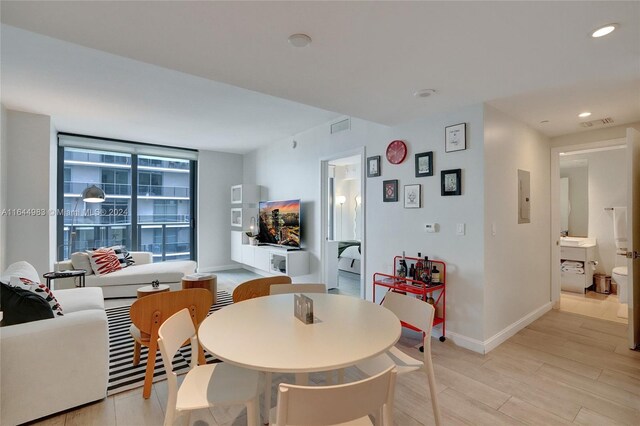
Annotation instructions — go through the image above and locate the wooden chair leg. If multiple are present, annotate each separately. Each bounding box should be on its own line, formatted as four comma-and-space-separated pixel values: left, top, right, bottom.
197, 345, 206, 366
133, 341, 141, 366
424, 344, 442, 426
143, 341, 157, 399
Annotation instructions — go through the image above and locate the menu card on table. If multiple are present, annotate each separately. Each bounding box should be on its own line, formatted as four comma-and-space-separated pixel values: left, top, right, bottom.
294, 294, 314, 324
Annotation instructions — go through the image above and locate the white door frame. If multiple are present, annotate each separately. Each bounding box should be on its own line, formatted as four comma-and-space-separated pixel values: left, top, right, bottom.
550, 137, 626, 307
319, 147, 366, 299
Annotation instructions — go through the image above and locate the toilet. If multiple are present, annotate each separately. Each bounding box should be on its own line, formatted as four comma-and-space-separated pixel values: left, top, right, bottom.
612, 265, 627, 303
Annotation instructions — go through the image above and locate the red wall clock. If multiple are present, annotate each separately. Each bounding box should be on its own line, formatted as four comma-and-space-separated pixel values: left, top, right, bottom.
386, 140, 407, 164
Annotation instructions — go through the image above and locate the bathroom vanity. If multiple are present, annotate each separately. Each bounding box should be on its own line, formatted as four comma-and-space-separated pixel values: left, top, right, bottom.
560, 237, 597, 293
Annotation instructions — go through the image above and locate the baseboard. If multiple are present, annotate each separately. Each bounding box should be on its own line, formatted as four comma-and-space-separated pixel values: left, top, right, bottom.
198, 264, 239, 273
429, 301, 552, 354
483, 302, 552, 353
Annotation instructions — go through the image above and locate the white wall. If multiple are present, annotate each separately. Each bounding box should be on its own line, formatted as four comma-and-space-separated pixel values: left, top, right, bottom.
0, 104, 7, 271
197, 150, 244, 271
244, 105, 488, 343
4, 110, 56, 275
565, 149, 626, 275
560, 165, 589, 236
483, 105, 551, 341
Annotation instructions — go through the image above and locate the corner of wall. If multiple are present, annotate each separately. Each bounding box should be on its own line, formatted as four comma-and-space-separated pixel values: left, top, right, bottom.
0, 104, 8, 271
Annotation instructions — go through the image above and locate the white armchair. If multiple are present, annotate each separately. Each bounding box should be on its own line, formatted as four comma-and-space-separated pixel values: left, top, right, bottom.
1, 261, 108, 425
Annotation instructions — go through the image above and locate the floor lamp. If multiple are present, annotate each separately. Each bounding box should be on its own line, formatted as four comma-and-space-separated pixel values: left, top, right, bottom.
68, 185, 106, 257
336, 195, 346, 240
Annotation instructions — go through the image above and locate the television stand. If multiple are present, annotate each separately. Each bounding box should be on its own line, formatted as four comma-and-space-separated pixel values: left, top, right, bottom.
231, 233, 310, 276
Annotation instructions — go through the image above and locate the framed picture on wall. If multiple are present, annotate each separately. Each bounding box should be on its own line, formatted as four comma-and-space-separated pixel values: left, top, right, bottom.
383, 179, 398, 202
441, 169, 462, 196
415, 152, 433, 177
404, 184, 421, 208
367, 155, 381, 177
445, 123, 467, 152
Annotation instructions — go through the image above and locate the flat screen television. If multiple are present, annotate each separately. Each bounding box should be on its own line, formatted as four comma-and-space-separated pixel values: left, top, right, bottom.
257, 199, 301, 248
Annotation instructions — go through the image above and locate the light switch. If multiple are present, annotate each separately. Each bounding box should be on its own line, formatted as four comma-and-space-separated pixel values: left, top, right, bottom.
456, 223, 465, 236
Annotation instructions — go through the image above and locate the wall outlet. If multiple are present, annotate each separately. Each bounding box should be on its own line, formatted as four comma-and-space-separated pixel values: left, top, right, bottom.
425, 223, 437, 233
456, 223, 465, 236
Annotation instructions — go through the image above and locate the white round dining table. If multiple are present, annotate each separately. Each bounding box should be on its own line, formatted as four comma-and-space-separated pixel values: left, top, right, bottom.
198, 293, 401, 421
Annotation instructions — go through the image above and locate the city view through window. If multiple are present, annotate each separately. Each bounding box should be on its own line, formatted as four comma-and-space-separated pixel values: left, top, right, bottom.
60, 146, 194, 262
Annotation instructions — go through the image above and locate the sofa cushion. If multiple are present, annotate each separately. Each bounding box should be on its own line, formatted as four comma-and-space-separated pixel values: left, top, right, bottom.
55, 287, 105, 314
71, 252, 94, 275
88, 248, 122, 276
9, 277, 64, 316
108, 245, 135, 267
0, 261, 40, 283
84, 260, 196, 287
0, 282, 54, 326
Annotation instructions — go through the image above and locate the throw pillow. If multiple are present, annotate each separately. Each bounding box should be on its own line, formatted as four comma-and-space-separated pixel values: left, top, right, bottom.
108, 245, 135, 267
0, 282, 54, 326
8, 277, 64, 317
88, 248, 122, 276
70, 252, 94, 275
0, 261, 40, 284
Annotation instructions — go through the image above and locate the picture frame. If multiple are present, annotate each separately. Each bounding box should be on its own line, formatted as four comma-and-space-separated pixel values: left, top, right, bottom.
367, 155, 381, 177
415, 151, 433, 177
445, 123, 467, 153
383, 179, 398, 202
441, 169, 462, 196
404, 184, 421, 208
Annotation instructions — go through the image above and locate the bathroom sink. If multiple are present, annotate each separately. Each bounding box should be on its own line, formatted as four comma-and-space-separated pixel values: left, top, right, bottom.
560, 237, 596, 247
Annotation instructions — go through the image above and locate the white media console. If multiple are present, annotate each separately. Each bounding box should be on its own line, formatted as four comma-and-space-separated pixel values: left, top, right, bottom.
231, 231, 309, 276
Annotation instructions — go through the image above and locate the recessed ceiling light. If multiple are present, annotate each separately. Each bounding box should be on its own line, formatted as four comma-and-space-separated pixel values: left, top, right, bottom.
413, 89, 436, 98
288, 33, 312, 48
578, 112, 592, 118
591, 24, 617, 38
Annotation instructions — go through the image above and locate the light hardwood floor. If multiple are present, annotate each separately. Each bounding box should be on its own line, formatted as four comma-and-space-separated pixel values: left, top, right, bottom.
560, 290, 628, 324
38, 273, 640, 426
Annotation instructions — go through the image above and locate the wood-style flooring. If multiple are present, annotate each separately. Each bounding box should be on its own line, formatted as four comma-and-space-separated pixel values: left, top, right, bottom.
33, 275, 640, 426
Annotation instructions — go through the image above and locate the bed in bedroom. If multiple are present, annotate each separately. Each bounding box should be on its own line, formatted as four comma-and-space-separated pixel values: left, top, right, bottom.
338, 240, 361, 274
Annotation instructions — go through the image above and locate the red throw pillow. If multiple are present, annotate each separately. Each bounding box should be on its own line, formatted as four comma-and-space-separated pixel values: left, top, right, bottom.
89, 248, 122, 276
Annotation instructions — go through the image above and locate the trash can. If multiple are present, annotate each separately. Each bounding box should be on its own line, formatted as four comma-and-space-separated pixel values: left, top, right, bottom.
594, 273, 611, 294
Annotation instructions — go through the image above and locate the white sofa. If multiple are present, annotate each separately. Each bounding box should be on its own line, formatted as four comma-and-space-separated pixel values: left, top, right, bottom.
55, 251, 197, 298
0, 262, 108, 425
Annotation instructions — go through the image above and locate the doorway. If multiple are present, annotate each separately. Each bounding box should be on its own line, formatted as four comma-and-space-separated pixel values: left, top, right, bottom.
320, 149, 365, 299
555, 144, 627, 323
551, 131, 640, 350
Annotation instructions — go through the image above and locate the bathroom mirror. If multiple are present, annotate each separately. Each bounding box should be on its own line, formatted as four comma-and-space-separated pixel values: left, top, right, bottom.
560, 157, 588, 237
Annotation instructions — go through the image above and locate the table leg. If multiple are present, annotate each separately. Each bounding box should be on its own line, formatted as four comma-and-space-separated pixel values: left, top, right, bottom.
294, 373, 309, 385
262, 371, 272, 425
46, 278, 51, 290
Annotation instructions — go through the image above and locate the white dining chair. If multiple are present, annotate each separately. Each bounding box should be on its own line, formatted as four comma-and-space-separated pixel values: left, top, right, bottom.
157, 308, 260, 426
269, 283, 327, 295
355, 291, 442, 425
271, 366, 397, 426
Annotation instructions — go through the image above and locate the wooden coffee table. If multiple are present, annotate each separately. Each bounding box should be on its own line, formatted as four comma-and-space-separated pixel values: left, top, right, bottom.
137, 284, 170, 298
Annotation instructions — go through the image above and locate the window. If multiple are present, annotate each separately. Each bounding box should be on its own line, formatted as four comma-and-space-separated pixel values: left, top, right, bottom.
58, 138, 196, 261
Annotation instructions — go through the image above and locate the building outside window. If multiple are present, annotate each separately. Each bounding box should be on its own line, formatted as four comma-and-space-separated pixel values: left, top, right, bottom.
59, 141, 196, 262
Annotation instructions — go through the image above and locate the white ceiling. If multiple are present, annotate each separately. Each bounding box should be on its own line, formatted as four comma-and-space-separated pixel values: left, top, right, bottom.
0, 25, 340, 153
1, 1, 639, 147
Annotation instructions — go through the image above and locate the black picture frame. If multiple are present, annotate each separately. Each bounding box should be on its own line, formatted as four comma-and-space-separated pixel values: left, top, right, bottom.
367, 155, 381, 178
445, 123, 467, 153
415, 152, 433, 177
383, 179, 398, 202
441, 169, 462, 196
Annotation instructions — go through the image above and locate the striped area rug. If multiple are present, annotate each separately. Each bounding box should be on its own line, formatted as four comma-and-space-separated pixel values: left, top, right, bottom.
106, 291, 233, 396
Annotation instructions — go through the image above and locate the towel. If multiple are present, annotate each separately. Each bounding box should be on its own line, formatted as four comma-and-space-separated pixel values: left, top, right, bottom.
613, 207, 627, 250
561, 261, 584, 268
562, 267, 584, 274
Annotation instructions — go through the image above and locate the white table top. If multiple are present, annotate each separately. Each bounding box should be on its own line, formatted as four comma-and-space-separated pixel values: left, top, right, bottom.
198, 293, 401, 373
